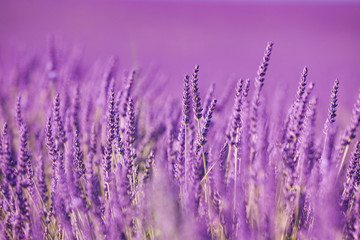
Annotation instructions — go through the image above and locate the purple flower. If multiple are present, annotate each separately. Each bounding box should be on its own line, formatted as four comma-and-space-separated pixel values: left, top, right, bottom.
126, 98, 136, 145
341, 141, 360, 212
121, 70, 136, 118
73, 128, 85, 179
327, 78, 339, 124
18, 124, 31, 187
53, 93, 67, 143
250, 42, 274, 158
183, 75, 192, 125
229, 79, 243, 146
2, 123, 17, 187
15, 96, 24, 130
198, 98, 217, 147
142, 150, 155, 183
36, 155, 49, 203
192, 65, 203, 120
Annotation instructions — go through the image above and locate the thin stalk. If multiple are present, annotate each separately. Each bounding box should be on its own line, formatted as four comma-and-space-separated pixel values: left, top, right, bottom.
321, 131, 328, 161
104, 182, 110, 202
320, 121, 333, 177
24, 185, 55, 232
246, 182, 254, 228
225, 145, 232, 186
197, 119, 208, 203
247, 141, 256, 227
70, 211, 84, 240
291, 185, 302, 240
4, 227, 14, 240
347, 196, 355, 216
32, 177, 49, 210
0, 191, 14, 214
233, 128, 240, 213
337, 144, 350, 179
291, 137, 308, 239
197, 117, 213, 236
197, 118, 202, 136
276, 176, 288, 240
233, 147, 238, 206
183, 123, 187, 202
200, 159, 219, 184
75, 209, 89, 238
202, 149, 208, 202
131, 146, 136, 202
233, 144, 239, 237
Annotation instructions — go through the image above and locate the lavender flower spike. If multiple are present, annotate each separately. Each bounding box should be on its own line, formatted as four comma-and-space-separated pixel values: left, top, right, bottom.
2, 123, 17, 187
183, 75, 191, 125
18, 124, 31, 187
90, 122, 97, 155
53, 93, 67, 143
327, 78, 339, 124
103, 88, 116, 199
343, 90, 360, 144
45, 117, 57, 167
46, 36, 58, 81
143, 150, 155, 183
14, 182, 30, 239
347, 186, 360, 239
122, 70, 136, 118
337, 90, 360, 176
230, 79, 244, 146
175, 75, 191, 188
103, 56, 118, 106
296, 67, 308, 107
203, 82, 215, 119
36, 155, 49, 203
250, 42, 273, 161
126, 98, 136, 145
72, 86, 81, 132
73, 128, 85, 179
198, 98, 217, 147
107, 86, 117, 143
341, 140, 360, 212
192, 64, 203, 120
255, 42, 274, 89
15, 95, 24, 129
45, 117, 58, 219
175, 126, 186, 188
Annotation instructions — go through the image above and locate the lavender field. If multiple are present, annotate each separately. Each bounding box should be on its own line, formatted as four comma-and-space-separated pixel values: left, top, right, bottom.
1, 1, 360, 240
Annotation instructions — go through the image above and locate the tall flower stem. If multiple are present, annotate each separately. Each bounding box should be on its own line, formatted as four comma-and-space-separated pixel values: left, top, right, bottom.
197, 118, 208, 204
233, 128, 240, 214
183, 123, 187, 200
337, 145, 350, 179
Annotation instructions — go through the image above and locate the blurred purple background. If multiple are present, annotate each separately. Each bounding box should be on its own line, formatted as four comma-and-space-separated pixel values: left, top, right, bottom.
0, 1, 360, 124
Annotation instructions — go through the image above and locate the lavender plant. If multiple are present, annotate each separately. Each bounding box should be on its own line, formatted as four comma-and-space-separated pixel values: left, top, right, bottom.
1, 41, 360, 240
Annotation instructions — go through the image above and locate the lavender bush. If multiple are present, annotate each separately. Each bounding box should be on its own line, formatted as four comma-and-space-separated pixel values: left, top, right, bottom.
0, 40, 360, 240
